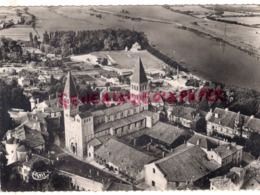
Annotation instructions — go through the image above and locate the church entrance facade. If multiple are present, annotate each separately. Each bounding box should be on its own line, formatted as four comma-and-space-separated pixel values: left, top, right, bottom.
70, 140, 77, 155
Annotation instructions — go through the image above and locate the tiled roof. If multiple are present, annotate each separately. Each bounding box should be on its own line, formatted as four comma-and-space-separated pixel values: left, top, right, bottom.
56, 155, 122, 184
170, 106, 202, 121
94, 112, 147, 133
88, 137, 102, 147
91, 110, 105, 117
144, 122, 187, 145
107, 182, 134, 191
102, 101, 139, 115
187, 134, 220, 150
213, 144, 243, 159
131, 57, 148, 84
210, 175, 238, 190
155, 145, 221, 182
42, 98, 64, 113
96, 138, 154, 173
243, 117, 260, 132
208, 108, 250, 129
23, 155, 49, 168
78, 111, 92, 119
17, 144, 30, 152
24, 129, 45, 148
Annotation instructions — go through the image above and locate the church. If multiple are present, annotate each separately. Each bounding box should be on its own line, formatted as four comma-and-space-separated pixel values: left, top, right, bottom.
63, 57, 160, 157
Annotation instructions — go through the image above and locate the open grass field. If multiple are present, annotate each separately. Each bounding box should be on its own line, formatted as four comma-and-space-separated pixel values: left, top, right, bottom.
170, 5, 212, 14
99, 5, 197, 24
221, 17, 260, 26
90, 50, 167, 70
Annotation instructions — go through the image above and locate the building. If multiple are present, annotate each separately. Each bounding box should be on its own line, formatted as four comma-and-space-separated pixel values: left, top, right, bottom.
55, 155, 122, 191
167, 106, 206, 130
18, 76, 32, 87
17, 154, 51, 182
33, 97, 64, 119
130, 42, 141, 52
210, 167, 245, 190
206, 108, 260, 138
144, 145, 221, 190
94, 138, 154, 183
4, 111, 48, 164
130, 57, 148, 102
187, 133, 243, 169
210, 160, 260, 190
139, 121, 191, 151
63, 57, 157, 158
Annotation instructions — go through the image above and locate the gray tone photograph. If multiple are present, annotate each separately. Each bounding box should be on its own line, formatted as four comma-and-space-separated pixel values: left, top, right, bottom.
0, 4, 260, 191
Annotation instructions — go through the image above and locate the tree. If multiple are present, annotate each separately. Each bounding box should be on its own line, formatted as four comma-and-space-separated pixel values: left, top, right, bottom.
33, 35, 38, 48
42, 32, 50, 44
105, 82, 110, 90
29, 32, 33, 47
0, 80, 11, 139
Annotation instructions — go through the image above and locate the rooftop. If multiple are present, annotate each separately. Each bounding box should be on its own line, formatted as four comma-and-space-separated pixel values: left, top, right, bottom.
213, 144, 243, 159
94, 111, 149, 133
154, 145, 221, 182
131, 57, 148, 84
95, 138, 154, 173
144, 122, 188, 145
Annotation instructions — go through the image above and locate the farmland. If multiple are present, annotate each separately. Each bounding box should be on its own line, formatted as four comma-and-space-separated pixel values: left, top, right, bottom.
221, 17, 260, 26
1, 6, 260, 91
80, 50, 168, 70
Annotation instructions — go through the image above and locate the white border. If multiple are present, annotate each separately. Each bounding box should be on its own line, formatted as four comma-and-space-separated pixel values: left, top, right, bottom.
1, 0, 260, 195
0, 0, 259, 6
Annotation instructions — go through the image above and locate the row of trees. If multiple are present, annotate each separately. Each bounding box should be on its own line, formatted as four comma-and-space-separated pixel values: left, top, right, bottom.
146, 45, 188, 72
40, 29, 149, 56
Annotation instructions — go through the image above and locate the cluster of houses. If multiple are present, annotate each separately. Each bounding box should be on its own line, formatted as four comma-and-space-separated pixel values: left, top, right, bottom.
1, 57, 260, 191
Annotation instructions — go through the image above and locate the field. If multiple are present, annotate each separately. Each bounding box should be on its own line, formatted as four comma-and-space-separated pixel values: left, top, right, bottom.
0, 7, 36, 41
170, 5, 212, 14
221, 17, 260, 26
89, 50, 167, 71
1, 6, 260, 90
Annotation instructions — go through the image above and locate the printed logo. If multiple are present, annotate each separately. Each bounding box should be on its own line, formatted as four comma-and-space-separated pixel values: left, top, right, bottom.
32, 170, 51, 181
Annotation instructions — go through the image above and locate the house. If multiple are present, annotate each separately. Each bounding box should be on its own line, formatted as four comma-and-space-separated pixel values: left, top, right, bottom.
167, 106, 206, 130
206, 108, 260, 138
210, 167, 245, 190
210, 160, 260, 190
187, 133, 228, 152
17, 154, 51, 182
139, 122, 191, 151
187, 133, 243, 170
38, 75, 51, 83
18, 76, 32, 87
94, 138, 154, 183
106, 77, 120, 85
144, 145, 221, 190
33, 97, 64, 118
130, 42, 141, 52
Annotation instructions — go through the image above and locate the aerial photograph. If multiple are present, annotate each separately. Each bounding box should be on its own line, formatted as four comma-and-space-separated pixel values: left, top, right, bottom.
0, 4, 260, 191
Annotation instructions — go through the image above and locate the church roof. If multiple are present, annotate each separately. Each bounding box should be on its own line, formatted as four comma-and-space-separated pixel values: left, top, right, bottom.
64, 71, 78, 98
131, 57, 148, 84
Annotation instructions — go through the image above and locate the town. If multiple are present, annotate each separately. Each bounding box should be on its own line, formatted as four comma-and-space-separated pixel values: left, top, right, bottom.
0, 5, 260, 192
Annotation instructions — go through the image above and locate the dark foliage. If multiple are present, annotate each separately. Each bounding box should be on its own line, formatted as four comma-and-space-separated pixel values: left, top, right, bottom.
41, 29, 149, 56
